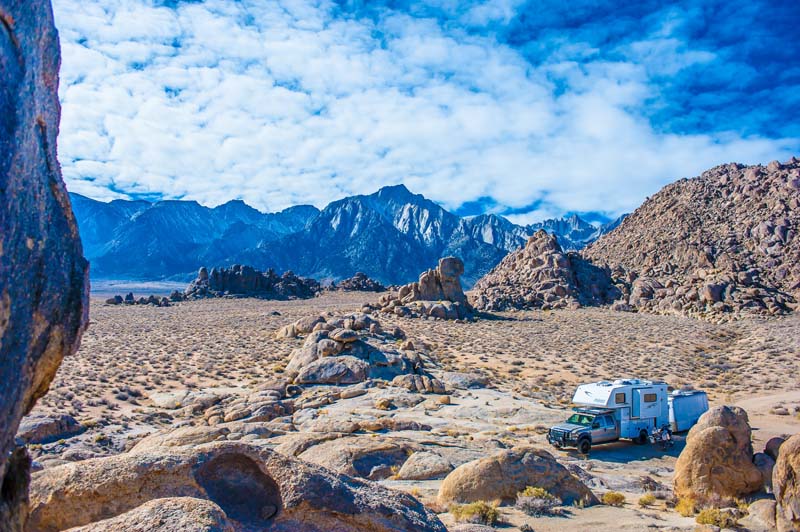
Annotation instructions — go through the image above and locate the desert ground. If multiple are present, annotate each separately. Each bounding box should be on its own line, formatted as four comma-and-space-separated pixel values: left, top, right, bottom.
28, 290, 800, 530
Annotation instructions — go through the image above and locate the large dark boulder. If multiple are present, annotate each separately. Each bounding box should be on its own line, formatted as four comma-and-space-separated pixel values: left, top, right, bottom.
0, 0, 90, 529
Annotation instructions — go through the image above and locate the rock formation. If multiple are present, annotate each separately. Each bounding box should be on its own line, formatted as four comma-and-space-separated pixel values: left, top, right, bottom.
470, 230, 620, 311
105, 293, 171, 306
185, 265, 320, 300
585, 159, 800, 319
28, 441, 447, 532
279, 313, 445, 390
336, 272, 385, 292
673, 406, 763, 500
437, 447, 597, 506
375, 257, 473, 319
773, 433, 800, 532
0, 0, 90, 528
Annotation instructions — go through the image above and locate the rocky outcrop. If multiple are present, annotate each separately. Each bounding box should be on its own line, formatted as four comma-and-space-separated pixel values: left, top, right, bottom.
281, 314, 440, 387
471, 230, 620, 311
0, 0, 90, 528
376, 257, 473, 319
585, 159, 800, 319
773, 434, 800, 532
185, 265, 320, 300
104, 293, 171, 307
336, 272, 385, 292
437, 447, 597, 506
673, 406, 763, 500
29, 441, 446, 532
16, 414, 84, 445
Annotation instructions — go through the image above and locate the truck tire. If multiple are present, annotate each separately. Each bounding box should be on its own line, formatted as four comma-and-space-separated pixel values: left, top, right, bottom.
578, 438, 591, 455
634, 429, 648, 445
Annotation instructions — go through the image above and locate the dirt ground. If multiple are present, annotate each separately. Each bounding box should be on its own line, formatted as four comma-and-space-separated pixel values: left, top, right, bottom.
29, 290, 800, 531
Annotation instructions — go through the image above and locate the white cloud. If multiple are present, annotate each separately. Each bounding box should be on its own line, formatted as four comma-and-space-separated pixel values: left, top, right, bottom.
52, 0, 798, 222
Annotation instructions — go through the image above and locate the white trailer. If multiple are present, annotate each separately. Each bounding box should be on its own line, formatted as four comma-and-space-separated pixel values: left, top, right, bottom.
669, 390, 709, 432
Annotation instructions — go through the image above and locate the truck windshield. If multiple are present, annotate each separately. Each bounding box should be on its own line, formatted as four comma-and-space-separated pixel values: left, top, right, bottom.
566, 413, 594, 426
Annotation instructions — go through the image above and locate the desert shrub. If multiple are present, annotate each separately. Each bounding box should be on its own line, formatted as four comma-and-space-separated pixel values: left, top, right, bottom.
675, 496, 697, 517
449, 501, 499, 526
516, 486, 561, 517
695, 508, 738, 528
638, 493, 656, 507
602, 491, 625, 507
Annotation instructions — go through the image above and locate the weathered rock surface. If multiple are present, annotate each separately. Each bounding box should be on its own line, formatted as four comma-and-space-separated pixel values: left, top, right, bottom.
585, 159, 800, 319
64, 497, 234, 532
396, 451, 453, 480
673, 406, 763, 500
29, 441, 446, 532
16, 414, 83, 445
297, 436, 422, 481
377, 257, 473, 319
471, 230, 620, 311
740, 499, 778, 532
185, 265, 320, 300
336, 272, 385, 292
773, 433, 800, 532
437, 447, 597, 506
0, 0, 90, 528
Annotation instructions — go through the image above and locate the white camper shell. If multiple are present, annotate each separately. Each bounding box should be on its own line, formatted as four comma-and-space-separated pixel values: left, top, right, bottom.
572, 379, 669, 440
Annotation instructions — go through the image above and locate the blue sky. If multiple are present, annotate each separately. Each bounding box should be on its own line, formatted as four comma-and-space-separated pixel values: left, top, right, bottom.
53, 0, 799, 223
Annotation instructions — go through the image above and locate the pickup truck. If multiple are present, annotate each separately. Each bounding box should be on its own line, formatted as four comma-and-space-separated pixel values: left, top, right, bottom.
547, 407, 636, 454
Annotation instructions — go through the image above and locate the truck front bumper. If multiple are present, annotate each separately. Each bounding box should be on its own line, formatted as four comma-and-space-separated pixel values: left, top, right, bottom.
547, 429, 576, 448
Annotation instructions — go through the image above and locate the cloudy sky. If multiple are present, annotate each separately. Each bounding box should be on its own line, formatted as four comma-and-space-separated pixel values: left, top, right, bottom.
53, 0, 800, 223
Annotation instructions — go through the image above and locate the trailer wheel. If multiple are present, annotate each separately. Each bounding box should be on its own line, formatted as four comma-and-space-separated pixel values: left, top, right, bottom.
634, 429, 648, 445
578, 438, 591, 455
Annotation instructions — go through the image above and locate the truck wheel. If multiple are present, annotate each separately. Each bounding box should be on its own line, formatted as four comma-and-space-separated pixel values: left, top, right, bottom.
634, 429, 648, 445
578, 438, 591, 455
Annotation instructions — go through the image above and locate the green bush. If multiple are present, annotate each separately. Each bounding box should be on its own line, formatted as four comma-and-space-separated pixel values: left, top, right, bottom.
638, 493, 656, 507
516, 486, 561, 517
696, 508, 738, 528
450, 501, 499, 526
602, 491, 626, 507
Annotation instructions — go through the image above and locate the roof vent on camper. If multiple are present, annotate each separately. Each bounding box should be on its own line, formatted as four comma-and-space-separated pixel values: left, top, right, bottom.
613, 379, 632, 385
597, 381, 612, 386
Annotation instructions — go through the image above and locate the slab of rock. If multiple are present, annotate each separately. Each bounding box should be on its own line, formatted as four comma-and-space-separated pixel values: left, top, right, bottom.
129, 426, 231, 454
437, 447, 597, 506
0, 0, 90, 528
64, 497, 234, 532
440, 372, 489, 390
297, 436, 422, 480
773, 433, 800, 532
673, 406, 763, 500
739, 499, 778, 532
396, 451, 453, 480
295, 356, 369, 385
29, 441, 446, 532
16, 414, 84, 445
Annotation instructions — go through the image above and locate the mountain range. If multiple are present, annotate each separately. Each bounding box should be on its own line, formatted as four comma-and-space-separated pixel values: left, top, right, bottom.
70, 185, 623, 286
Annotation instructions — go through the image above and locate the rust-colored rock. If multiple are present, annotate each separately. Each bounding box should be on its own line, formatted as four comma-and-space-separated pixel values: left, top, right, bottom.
673, 406, 763, 500
0, 0, 89, 529
773, 433, 800, 532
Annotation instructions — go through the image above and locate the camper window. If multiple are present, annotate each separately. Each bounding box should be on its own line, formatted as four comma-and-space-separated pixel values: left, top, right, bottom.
615, 392, 626, 404
643, 393, 657, 402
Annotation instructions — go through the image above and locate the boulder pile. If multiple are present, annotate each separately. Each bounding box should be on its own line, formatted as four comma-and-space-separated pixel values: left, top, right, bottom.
673, 406, 763, 501
374, 257, 473, 319
104, 293, 171, 307
470, 230, 620, 311
277, 313, 445, 390
185, 265, 320, 300
336, 272, 385, 292
585, 159, 800, 319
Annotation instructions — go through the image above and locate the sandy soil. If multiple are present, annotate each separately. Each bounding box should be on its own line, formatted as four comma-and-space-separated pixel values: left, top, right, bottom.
28, 291, 800, 531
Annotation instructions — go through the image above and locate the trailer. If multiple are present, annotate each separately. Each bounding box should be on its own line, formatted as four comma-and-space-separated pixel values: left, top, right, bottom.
669, 390, 709, 432
548, 379, 707, 454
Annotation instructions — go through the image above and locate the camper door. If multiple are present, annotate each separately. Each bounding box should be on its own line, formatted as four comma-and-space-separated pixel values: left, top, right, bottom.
632, 388, 659, 419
